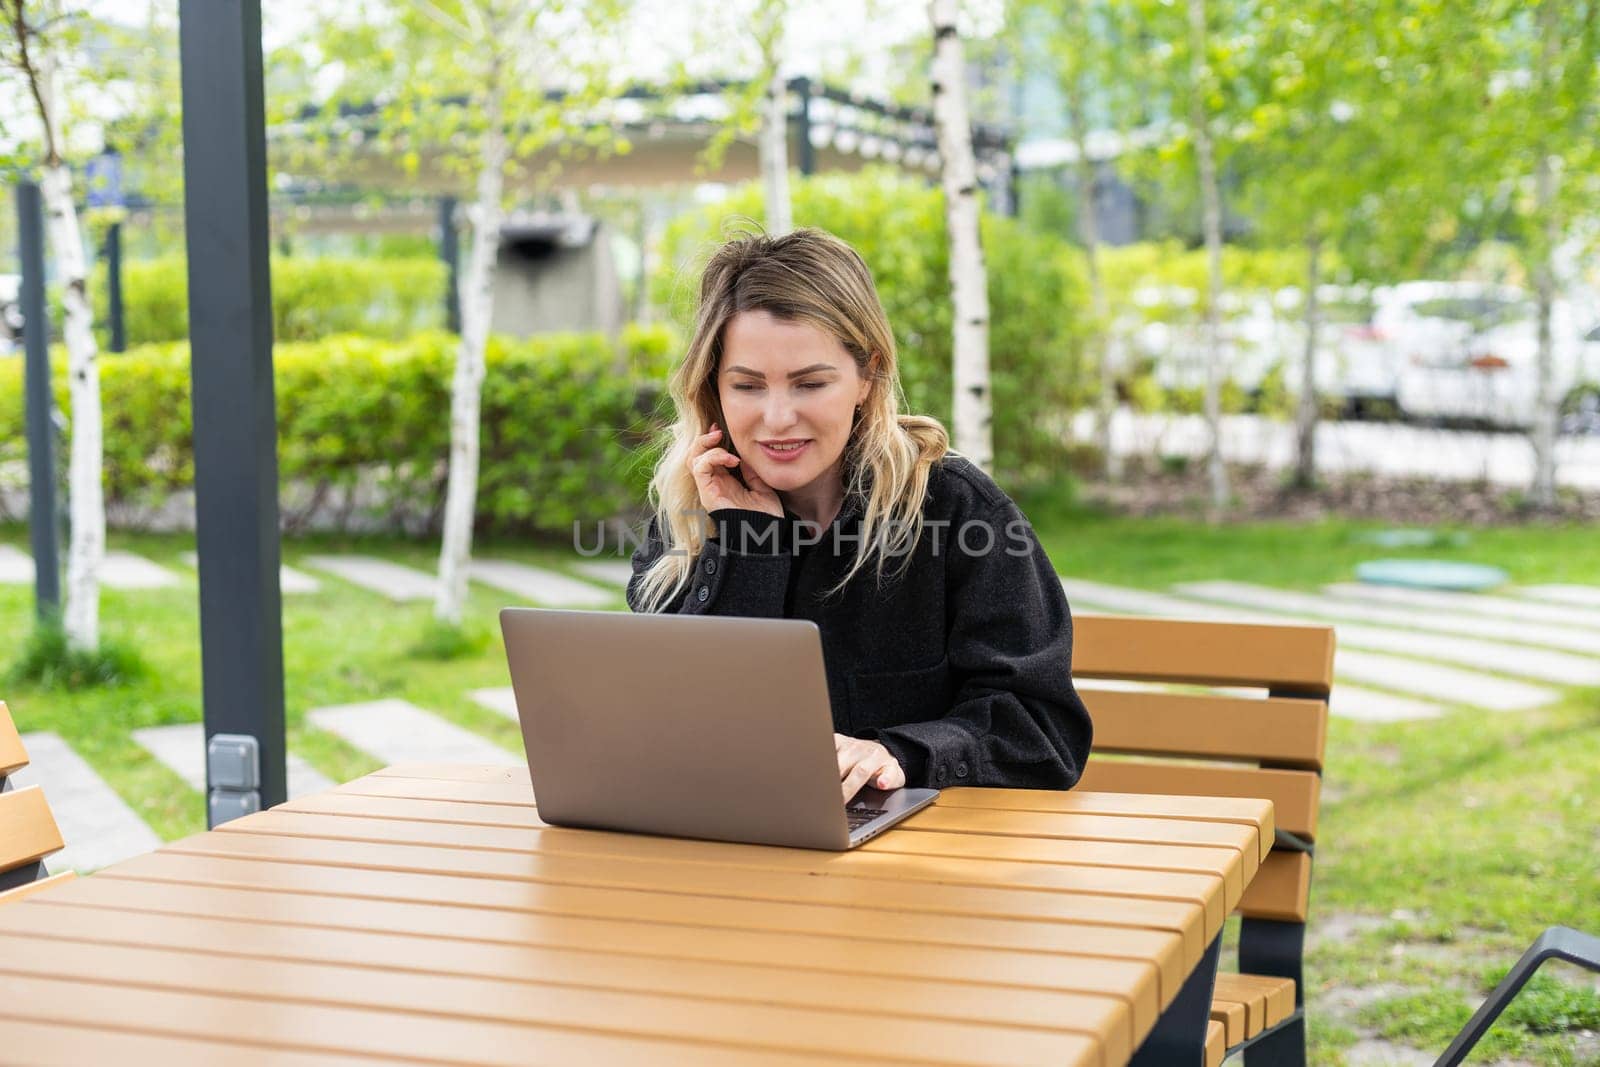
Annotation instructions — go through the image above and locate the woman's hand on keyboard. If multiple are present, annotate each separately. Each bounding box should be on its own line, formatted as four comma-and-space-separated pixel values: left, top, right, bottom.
835, 734, 906, 802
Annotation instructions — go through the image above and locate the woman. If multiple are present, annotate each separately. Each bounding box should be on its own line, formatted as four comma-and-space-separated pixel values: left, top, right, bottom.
628, 228, 1091, 801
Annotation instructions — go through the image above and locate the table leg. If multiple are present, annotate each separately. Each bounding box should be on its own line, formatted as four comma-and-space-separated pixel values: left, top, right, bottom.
1129, 933, 1222, 1067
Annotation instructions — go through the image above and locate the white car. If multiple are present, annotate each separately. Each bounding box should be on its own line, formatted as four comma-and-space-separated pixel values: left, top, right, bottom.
1396, 291, 1600, 431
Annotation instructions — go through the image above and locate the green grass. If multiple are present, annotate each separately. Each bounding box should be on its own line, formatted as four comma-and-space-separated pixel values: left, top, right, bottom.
4, 504, 1600, 1064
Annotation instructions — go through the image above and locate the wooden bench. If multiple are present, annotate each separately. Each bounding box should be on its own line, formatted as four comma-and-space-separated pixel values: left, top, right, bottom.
0, 700, 76, 904
1073, 614, 1334, 1067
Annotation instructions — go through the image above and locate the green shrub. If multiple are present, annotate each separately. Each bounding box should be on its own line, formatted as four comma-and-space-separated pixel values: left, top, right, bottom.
653, 169, 1094, 485
7, 620, 147, 690
77, 256, 449, 347
0, 325, 677, 536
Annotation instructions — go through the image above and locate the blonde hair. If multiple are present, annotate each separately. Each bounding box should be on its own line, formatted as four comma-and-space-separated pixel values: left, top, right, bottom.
633, 227, 949, 613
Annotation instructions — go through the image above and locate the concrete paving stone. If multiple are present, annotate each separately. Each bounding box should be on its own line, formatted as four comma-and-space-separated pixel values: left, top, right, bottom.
1172, 579, 1600, 656
1061, 578, 1544, 713
469, 559, 617, 608
303, 555, 436, 601
469, 687, 520, 721
1518, 584, 1600, 609
101, 550, 181, 589
1326, 686, 1443, 723
308, 698, 521, 767
131, 723, 334, 799
1324, 582, 1600, 631
8, 732, 163, 873
1171, 584, 1600, 687
180, 552, 321, 594
0, 544, 34, 583
571, 560, 636, 588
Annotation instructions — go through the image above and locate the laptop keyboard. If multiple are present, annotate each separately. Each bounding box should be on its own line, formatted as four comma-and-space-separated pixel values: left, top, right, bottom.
846, 806, 889, 830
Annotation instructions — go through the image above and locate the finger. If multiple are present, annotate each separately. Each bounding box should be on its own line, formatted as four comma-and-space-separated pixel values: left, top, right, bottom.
873, 758, 905, 791
741, 465, 774, 494
841, 760, 875, 803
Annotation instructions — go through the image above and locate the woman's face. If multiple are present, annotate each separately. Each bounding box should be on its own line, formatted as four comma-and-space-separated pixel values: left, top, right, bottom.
716, 310, 871, 496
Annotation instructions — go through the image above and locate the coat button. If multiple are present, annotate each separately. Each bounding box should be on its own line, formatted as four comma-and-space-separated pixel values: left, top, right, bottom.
704, 558, 718, 576
955, 762, 969, 779
935, 765, 948, 783
696, 585, 710, 603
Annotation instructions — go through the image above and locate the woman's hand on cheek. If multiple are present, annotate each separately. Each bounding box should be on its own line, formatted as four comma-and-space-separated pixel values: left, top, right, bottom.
688, 426, 784, 517
834, 734, 907, 803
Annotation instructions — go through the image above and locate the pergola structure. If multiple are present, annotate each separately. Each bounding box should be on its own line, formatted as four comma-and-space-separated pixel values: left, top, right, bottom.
178, 0, 285, 815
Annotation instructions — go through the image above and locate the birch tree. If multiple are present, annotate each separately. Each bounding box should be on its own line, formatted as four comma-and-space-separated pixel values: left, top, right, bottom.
2, 0, 104, 651
671, 0, 794, 235
928, 0, 992, 472
314, 0, 623, 626
1186, 0, 1228, 513
1018, 0, 1141, 482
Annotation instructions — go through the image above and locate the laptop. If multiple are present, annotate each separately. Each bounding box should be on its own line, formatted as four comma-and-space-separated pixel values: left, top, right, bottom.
499, 607, 940, 850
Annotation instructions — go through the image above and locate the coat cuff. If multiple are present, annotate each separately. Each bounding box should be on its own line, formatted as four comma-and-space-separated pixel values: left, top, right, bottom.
865, 719, 980, 790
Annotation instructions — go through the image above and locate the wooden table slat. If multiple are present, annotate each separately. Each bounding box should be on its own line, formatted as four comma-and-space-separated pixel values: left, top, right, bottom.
4, 898, 1135, 1047
45, 873, 1167, 1036
2, 971, 957, 1067
216, 809, 1234, 936
0, 932, 1112, 1067
90, 848, 1188, 1001
163, 827, 1211, 962
0, 1013, 390, 1067
286, 790, 1248, 908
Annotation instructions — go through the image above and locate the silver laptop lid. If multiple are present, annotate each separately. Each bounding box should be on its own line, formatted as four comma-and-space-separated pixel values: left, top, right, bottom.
500, 608, 855, 850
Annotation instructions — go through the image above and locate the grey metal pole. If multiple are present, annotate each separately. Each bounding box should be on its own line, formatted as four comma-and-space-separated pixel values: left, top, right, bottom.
438, 196, 461, 334
17, 181, 60, 620
795, 76, 815, 177
178, 0, 287, 819
106, 221, 126, 352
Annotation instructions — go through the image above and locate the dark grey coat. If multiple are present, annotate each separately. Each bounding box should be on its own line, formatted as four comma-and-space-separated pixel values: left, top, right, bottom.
626, 455, 1092, 791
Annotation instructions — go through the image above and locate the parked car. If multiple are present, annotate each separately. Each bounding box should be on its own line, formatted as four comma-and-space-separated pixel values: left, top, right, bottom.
1395, 290, 1600, 432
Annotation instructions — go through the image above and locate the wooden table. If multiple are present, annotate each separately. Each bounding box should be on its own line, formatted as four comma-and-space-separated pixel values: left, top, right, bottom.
0, 764, 1272, 1066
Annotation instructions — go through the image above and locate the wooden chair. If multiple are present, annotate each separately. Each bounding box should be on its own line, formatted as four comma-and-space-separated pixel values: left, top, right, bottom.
1073, 614, 1335, 1067
0, 700, 76, 904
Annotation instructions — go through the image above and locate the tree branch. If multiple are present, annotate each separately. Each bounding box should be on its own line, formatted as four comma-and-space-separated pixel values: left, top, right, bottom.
411, 0, 474, 45
7, 0, 61, 165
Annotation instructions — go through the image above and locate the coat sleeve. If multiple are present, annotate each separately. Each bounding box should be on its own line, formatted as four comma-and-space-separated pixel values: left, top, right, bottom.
626, 509, 792, 618
864, 500, 1093, 790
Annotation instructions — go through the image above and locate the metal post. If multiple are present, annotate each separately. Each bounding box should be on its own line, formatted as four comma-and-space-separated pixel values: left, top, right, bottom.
106, 221, 126, 353
17, 181, 60, 619
438, 196, 461, 334
794, 76, 815, 177
178, 0, 286, 819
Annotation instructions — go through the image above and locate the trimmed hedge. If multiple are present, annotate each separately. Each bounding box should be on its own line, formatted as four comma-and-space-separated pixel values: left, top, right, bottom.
654, 169, 1095, 484
0, 325, 676, 535
79, 256, 448, 348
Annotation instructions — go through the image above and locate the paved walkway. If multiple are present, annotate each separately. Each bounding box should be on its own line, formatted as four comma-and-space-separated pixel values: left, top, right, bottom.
9, 732, 163, 874
131, 723, 333, 798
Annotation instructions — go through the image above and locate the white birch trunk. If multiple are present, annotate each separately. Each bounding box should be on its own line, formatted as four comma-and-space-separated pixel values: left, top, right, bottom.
37, 51, 104, 651
758, 35, 793, 236
1065, 25, 1118, 483
1529, 0, 1560, 509
434, 87, 508, 626
929, 0, 993, 473
1189, 0, 1229, 512
1294, 234, 1322, 488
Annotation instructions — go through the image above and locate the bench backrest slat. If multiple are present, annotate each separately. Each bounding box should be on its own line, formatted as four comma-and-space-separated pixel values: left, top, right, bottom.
1073, 614, 1332, 924
0, 786, 66, 875
1084, 688, 1327, 771
1074, 615, 1336, 695
0, 702, 29, 778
